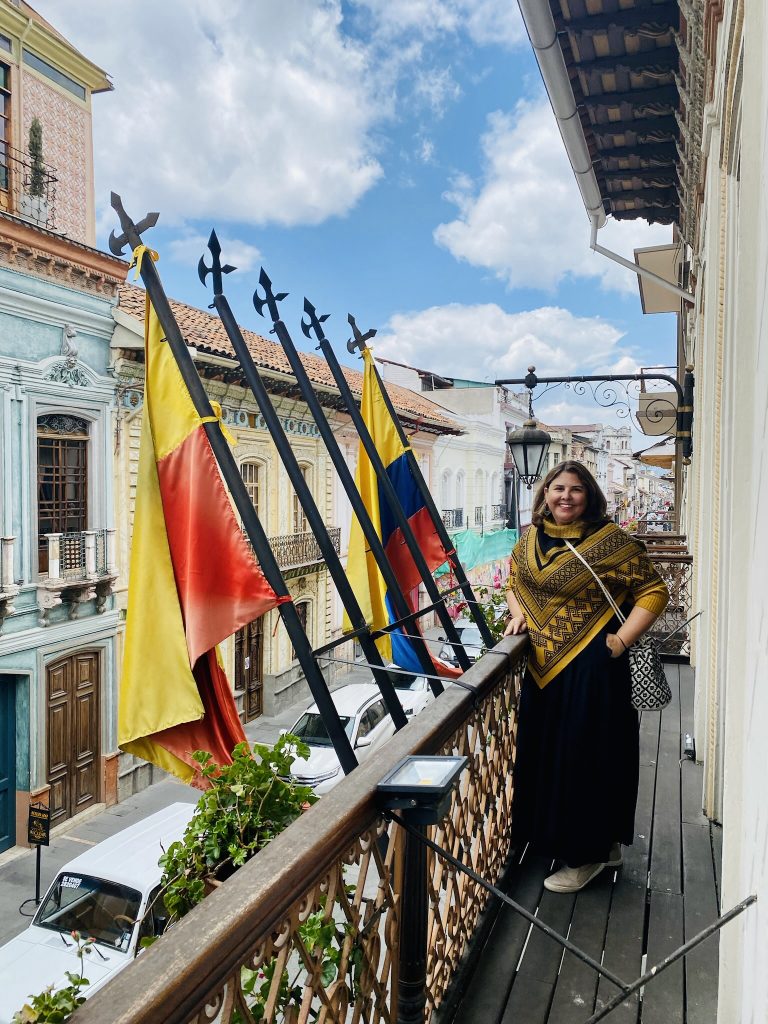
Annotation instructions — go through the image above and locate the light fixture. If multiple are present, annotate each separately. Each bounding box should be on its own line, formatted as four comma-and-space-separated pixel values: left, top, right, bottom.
377, 755, 467, 825
506, 367, 552, 489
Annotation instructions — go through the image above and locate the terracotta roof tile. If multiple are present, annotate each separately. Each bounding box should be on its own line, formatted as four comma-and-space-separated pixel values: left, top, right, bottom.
117, 283, 460, 433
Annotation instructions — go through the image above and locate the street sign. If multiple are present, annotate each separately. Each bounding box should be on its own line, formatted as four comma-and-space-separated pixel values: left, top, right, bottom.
27, 802, 50, 847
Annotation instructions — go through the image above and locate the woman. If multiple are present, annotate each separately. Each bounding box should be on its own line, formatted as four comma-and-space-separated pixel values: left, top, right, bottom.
504, 461, 669, 893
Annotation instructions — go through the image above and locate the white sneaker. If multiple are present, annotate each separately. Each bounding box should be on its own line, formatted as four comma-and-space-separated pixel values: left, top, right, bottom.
606, 843, 623, 867
544, 862, 605, 893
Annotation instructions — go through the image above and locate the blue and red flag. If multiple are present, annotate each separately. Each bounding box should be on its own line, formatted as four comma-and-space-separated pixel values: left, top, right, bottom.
344, 348, 460, 678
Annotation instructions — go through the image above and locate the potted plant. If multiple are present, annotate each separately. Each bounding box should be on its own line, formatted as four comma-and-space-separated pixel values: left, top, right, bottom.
19, 117, 49, 224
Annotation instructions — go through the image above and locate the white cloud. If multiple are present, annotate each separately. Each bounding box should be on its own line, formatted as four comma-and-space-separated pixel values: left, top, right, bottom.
166, 232, 261, 273
352, 0, 524, 49
434, 99, 672, 294
375, 302, 634, 383
33, 0, 386, 228
413, 67, 462, 117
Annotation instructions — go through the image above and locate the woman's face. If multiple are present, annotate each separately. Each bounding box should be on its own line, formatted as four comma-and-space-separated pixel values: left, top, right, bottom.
544, 471, 589, 524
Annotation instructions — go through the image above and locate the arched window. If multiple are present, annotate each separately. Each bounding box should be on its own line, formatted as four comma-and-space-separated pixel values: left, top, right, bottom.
37, 414, 89, 572
239, 460, 263, 519
440, 469, 452, 510
455, 471, 465, 526
293, 465, 310, 533
292, 600, 311, 660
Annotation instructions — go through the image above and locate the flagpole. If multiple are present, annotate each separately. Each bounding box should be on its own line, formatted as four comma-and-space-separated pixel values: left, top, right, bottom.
246, 269, 443, 691
108, 194, 358, 776
362, 340, 495, 650
199, 233, 408, 728
303, 306, 473, 672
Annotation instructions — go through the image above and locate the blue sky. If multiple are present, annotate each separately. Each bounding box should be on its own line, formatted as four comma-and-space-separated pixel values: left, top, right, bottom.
36, 0, 676, 424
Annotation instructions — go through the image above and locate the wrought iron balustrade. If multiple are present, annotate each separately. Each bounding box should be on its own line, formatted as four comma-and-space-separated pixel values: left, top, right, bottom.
263, 527, 340, 571
74, 635, 527, 1024
475, 505, 484, 526
442, 508, 464, 529
491, 503, 505, 521
0, 143, 57, 230
646, 551, 693, 657
37, 530, 117, 624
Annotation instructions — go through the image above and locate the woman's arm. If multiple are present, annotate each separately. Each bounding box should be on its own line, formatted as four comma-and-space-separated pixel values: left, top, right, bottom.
606, 606, 660, 658
503, 589, 528, 636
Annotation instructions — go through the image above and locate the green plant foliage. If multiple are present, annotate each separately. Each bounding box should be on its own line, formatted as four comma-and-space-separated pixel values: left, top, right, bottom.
12, 932, 93, 1023
476, 587, 510, 647
27, 118, 46, 198
159, 736, 317, 922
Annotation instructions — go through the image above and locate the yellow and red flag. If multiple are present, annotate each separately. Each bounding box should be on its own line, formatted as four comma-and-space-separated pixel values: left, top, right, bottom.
119, 280, 285, 787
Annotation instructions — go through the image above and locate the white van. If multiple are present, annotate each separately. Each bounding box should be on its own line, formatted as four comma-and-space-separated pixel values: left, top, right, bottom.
0, 802, 196, 1024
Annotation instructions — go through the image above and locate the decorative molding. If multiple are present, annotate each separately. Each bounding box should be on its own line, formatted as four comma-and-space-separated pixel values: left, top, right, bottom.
43, 361, 92, 388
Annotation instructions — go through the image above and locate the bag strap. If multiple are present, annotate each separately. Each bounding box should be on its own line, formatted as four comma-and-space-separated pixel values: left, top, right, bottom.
563, 539, 626, 624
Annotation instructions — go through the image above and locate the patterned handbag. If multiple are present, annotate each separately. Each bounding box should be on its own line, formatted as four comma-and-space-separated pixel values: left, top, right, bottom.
564, 540, 671, 711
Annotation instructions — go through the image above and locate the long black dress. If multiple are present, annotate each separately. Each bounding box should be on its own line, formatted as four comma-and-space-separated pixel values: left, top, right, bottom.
510, 527, 639, 868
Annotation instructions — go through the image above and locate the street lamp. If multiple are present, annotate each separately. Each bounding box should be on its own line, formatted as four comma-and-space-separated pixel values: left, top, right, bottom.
506, 367, 552, 490
378, 755, 467, 1024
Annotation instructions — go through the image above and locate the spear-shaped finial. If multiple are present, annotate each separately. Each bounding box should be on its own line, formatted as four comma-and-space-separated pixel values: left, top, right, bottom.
198, 230, 236, 300
108, 192, 159, 257
346, 313, 376, 355
301, 299, 331, 343
252, 268, 288, 327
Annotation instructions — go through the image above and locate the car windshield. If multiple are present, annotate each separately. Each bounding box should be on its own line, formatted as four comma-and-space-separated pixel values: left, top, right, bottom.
388, 670, 420, 691
34, 872, 142, 951
291, 712, 353, 746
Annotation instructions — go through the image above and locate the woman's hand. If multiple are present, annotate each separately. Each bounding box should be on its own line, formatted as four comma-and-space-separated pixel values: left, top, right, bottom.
605, 633, 626, 658
504, 614, 528, 636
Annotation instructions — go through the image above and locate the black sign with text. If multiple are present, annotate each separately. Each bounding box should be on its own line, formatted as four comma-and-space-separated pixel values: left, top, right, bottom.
27, 803, 50, 847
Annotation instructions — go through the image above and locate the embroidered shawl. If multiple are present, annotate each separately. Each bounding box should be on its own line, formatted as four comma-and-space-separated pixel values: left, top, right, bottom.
508, 520, 669, 688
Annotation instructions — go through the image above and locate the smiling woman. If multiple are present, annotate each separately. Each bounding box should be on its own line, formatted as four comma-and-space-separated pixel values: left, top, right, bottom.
504, 461, 669, 894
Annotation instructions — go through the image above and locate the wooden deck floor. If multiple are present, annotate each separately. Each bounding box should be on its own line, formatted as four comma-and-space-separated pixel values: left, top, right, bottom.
450, 663, 721, 1024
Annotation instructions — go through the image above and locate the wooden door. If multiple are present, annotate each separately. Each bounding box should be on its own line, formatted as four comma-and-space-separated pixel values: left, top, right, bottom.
0, 681, 14, 853
235, 618, 264, 722
46, 652, 100, 827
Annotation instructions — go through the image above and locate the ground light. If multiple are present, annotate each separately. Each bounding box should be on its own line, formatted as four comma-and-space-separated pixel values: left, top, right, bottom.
378, 755, 467, 1024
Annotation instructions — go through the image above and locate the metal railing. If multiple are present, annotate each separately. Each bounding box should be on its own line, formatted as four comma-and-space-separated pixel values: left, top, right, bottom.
474, 505, 484, 526
490, 503, 505, 521
646, 551, 693, 658
266, 527, 341, 571
74, 636, 527, 1024
42, 529, 115, 581
0, 143, 57, 230
442, 508, 464, 529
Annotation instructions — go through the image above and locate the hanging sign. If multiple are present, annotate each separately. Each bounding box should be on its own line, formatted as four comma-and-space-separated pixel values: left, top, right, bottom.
27, 802, 51, 847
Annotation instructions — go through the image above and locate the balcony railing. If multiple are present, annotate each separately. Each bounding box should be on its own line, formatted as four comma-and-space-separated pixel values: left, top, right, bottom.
0, 143, 57, 230
442, 508, 464, 529
646, 550, 693, 658
260, 528, 341, 572
474, 505, 484, 526
75, 636, 527, 1024
37, 529, 117, 624
490, 503, 505, 521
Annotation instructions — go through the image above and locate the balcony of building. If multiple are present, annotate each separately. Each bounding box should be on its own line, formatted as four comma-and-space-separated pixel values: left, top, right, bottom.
442, 508, 465, 530
0, 143, 57, 231
36, 528, 117, 625
73, 583, 720, 1024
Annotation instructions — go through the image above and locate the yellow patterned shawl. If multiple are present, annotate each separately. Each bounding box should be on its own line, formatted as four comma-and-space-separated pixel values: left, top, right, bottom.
508, 520, 669, 688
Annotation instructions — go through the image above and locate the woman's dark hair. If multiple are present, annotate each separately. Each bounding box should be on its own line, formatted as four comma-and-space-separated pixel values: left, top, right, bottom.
530, 461, 608, 527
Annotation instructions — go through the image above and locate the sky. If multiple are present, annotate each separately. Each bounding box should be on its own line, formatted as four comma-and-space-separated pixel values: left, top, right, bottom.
34, 0, 678, 430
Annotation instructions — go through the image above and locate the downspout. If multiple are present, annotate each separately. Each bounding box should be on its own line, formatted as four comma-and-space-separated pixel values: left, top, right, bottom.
589, 216, 695, 305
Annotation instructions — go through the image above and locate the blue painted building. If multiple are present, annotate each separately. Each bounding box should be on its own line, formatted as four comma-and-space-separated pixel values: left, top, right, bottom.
0, 3, 126, 853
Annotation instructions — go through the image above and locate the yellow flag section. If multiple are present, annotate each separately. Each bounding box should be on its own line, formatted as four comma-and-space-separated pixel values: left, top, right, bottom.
119, 291, 283, 786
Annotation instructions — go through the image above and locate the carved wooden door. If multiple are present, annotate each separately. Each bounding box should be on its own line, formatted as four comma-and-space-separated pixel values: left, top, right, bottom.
46, 652, 100, 826
235, 618, 264, 722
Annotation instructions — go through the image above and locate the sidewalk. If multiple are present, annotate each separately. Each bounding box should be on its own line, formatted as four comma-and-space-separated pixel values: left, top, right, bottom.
0, 629, 450, 948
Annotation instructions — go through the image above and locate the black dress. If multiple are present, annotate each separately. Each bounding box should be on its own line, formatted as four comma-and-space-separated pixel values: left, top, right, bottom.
510, 528, 639, 868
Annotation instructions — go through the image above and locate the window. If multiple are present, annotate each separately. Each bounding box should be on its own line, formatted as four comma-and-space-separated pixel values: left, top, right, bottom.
0, 62, 10, 191
23, 50, 86, 100
0, 35, 11, 54
37, 414, 89, 572
293, 465, 309, 533
240, 461, 261, 518
291, 600, 310, 660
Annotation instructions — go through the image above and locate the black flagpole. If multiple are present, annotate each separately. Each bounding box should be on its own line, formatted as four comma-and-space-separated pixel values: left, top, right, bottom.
249, 269, 442, 691
108, 195, 357, 775
350, 321, 495, 650
302, 303, 472, 673
199, 233, 407, 729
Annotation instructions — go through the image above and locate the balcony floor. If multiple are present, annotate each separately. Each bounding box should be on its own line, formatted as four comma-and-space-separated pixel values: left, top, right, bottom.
451, 663, 721, 1024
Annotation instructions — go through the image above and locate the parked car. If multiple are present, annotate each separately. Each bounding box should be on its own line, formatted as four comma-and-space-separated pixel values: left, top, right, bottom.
384, 664, 436, 717
437, 619, 485, 668
0, 802, 196, 1023
286, 682, 419, 795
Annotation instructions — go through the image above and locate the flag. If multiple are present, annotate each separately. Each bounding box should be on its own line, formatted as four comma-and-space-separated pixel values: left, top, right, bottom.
344, 347, 460, 678
119, 287, 286, 787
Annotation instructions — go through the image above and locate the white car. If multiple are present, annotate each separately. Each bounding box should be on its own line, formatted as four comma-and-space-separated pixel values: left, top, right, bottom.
385, 664, 436, 717
0, 803, 196, 1023
437, 619, 484, 668
287, 681, 427, 795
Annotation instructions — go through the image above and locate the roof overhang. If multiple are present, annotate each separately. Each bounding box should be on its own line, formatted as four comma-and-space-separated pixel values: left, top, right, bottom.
517, 0, 684, 228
